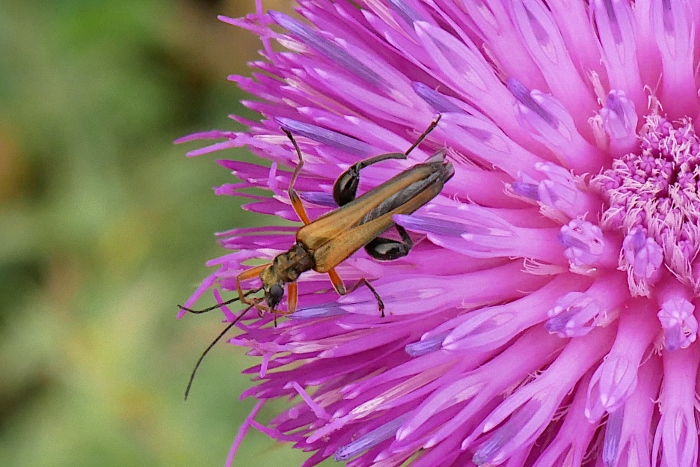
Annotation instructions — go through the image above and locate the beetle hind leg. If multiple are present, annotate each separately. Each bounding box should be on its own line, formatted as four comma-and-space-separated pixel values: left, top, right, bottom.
333, 115, 441, 207
333, 152, 408, 206
348, 278, 385, 318
365, 225, 413, 261
327, 267, 385, 318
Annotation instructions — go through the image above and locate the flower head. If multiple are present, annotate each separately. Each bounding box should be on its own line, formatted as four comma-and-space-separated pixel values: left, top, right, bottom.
180, 0, 700, 465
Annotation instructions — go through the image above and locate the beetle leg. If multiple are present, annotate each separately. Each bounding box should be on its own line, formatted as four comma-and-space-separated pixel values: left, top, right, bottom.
364, 225, 414, 261
348, 278, 385, 318
333, 115, 442, 206
333, 152, 409, 206
264, 293, 294, 327
287, 282, 298, 314
326, 267, 385, 317
254, 301, 267, 317
236, 264, 268, 304
283, 129, 313, 225
326, 267, 347, 295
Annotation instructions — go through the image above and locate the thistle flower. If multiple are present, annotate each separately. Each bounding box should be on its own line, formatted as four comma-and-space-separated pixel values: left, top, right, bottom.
178, 0, 700, 465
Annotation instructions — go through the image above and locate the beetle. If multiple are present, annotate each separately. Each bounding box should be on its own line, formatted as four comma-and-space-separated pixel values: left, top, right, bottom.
181, 117, 453, 398
183, 115, 452, 319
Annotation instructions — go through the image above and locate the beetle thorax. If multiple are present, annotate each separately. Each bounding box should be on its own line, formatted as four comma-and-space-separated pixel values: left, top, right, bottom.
260, 242, 315, 289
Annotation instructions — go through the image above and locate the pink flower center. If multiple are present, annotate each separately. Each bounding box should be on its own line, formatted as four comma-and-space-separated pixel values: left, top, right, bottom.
592, 115, 700, 292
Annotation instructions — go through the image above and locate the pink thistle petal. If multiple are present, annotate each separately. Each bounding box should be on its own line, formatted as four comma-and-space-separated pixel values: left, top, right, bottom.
174, 130, 236, 145
178, 271, 219, 319
621, 226, 664, 296
453, 0, 547, 90
510, 0, 598, 138
511, 162, 601, 221
270, 11, 386, 89
545, 273, 628, 337
225, 399, 266, 467
613, 355, 662, 467
656, 282, 698, 351
507, 79, 605, 173
465, 323, 617, 464
405, 429, 475, 467
632, 0, 662, 84
590, 0, 646, 112
289, 381, 332, 420
650, 0, 698, 119
533, 163, 582, 214
396, 204, 565, 263
585, 300, 658, 420
512, 161, 603, 219
411, 82, 462, 115
532, 372, 598, 467
411, 21, 526, 141
652, 343, 700, 467
276, 117, 376, 157
438, 110, 548, 180
601, 407, 625, 467
424, 203, 554, 229
402, 327, 566, 449
336, 262, 549, 316
546, 0, 603, 80
184, 140, 239, 157
443, 273, 591, 352
599, 90, 640, 157
212, 288, 238, 323
335, 416, 408, 461
559, 218, 621, 270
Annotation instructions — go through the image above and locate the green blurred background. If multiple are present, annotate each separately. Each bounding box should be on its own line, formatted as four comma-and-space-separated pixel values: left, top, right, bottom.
0, 0, 315, 465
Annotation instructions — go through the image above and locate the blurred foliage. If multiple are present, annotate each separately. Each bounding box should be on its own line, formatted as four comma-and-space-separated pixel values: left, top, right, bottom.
0, 0, 318, 465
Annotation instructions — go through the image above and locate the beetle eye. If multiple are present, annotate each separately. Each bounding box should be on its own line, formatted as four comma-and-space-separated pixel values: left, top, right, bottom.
267, 284, 284, 309
269, 284, 284, 300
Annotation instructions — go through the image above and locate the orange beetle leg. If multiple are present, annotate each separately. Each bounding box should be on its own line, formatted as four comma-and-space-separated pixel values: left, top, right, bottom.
236, 264, 268, 304
287, 282, 299, 314
329, 269, 385, 318
326, 267, 347, 295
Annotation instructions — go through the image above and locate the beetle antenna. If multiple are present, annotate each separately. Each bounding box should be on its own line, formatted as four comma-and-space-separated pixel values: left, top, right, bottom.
178, 288, 261, 314
184, 301, 257, 400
